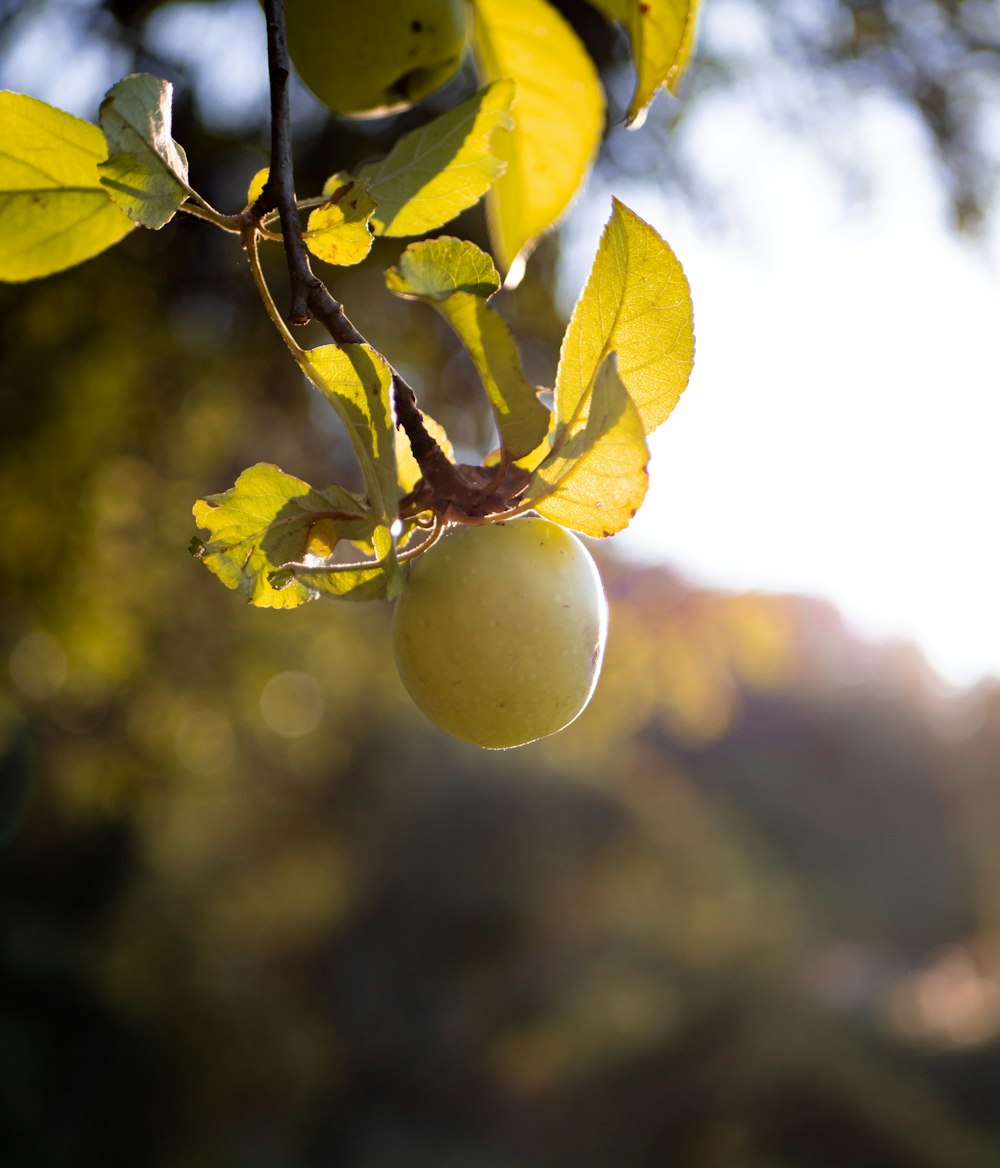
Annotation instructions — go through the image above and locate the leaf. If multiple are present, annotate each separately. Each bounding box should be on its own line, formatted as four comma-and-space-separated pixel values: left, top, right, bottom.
386, 237, 549, 460
470, 0, 605, 277
271, 561, 391, 603
524, 355, 648, 537
355, 80, 515, 238
588, 0, 700, 125
0, 91, 135, 282
98, 74, 190, 230
191, 463, 372, 609
247, 167, 269, 205
556, 198, 694, 438
302, 344, 401, 592
306, 176, 376, 266
396, 410, 454, 493
385, 236, 500, 300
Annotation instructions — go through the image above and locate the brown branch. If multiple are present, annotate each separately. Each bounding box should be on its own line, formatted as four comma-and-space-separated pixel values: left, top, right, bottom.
254, 0, 500, 519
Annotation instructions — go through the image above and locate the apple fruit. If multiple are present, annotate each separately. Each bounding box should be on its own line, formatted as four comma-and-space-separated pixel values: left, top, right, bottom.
283, 0, 469, 117
392, 517, 608, 749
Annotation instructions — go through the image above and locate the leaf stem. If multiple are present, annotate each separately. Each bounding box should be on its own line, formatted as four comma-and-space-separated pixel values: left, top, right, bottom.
243, 227, 304, 358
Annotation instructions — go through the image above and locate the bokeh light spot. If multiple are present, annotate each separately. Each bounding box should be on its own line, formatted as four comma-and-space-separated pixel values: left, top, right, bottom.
259, 671, 325, 738
9, 631, 68, 700
174, 711, 235, 776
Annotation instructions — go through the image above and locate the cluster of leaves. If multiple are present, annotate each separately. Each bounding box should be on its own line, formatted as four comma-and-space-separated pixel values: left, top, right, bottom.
0, 0, 697, 612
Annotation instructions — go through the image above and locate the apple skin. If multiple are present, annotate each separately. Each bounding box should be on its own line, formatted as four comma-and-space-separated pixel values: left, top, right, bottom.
392, 517, 608, 749
283, 0, 468, 117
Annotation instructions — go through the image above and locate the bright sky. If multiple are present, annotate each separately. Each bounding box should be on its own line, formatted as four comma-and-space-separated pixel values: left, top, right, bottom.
562, 88, 1000, 689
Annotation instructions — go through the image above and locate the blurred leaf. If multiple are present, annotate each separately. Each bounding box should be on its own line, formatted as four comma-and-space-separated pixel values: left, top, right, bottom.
356, 80, 515, 237
525, 355, 648, 536
589, 0, 700, 125
191, 463, 372, 609
0, 91, 135, 282
303, 344, 401, 594
470, 0, 605, 275
98, 74, 190, 229
306, 175, 376, 266
557, 198, 693, 436
387, 237, 549, 459
385, 236, 501, 300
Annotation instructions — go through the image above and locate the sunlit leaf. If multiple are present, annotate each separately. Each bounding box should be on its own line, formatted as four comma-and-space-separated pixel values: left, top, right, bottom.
305, 175, 376, 266
191, 463, 371, 609
98, 74, 190, 229
247, 167, 269, 205
355, 80, 515, 237
386, 237, 549, 460
302, 344, 401, 594
525, 356, 648, 537
470, 0, 605, 276
385, 236, 500, 300
0, 91, 135, 282
557, 198, 693, 437
396, 410, 454, 493
271, 560, 391, 603
588, 0, 700, 125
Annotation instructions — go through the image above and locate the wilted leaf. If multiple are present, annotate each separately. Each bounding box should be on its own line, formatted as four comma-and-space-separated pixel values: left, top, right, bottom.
306, 176, 376, 266
0, 91, 135, 282
589, 0, 700, 125
386, 237, 549, 460
356, 80, 514, 237
557, 198, 693, 437
303, 344, 401, 591
385, 236, 500, 300
191, 463, 371, 609
470, 0, 605, 276
98, 74, 190, 229
525, 356, 648, 537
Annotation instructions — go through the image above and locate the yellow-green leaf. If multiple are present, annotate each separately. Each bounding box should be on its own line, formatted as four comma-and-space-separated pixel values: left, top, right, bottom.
396, 410, 454, 493
526, 356, 648, 537
270, 560, 391, 603
588, 0, 700, 125
306, 176, 376, 266
302, 344, 401, 589
386, 237, 549, 460
356, 80, 515, 237
385, 236, 500, 300
191, 463, 371, 609
438, 294, 550, 460
0, 91, 135, 282
247, 167, 269, 205
470, 0, 605, 277
98, 74, 190, 229
556, 198, 693, 437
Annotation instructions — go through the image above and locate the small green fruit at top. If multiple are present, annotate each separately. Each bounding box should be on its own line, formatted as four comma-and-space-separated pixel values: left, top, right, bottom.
283, 0, 468, 117
392, 516, 608, 749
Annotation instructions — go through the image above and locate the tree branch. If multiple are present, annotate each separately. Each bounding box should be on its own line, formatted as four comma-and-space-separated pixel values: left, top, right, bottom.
253, 0, 498, 518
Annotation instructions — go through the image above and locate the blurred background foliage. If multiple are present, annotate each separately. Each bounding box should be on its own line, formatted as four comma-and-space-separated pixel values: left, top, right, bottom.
3, 0, 1000, 1165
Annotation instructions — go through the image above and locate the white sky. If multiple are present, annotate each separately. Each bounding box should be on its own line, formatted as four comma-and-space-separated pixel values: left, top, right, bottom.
561, 88, 1000, 689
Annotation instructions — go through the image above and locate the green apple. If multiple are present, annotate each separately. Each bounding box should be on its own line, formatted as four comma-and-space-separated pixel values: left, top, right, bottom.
392, 517, 608, 749
283, 0, 469, 117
